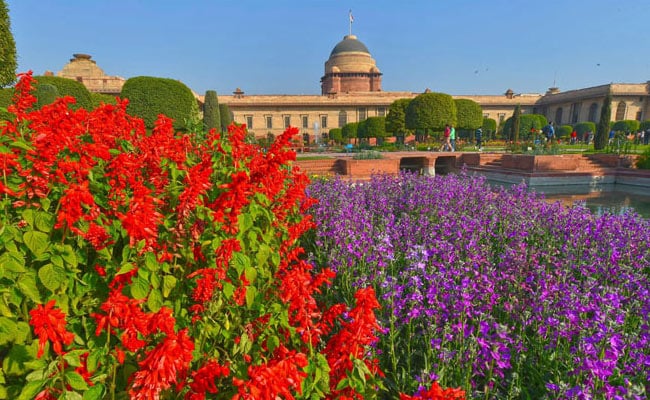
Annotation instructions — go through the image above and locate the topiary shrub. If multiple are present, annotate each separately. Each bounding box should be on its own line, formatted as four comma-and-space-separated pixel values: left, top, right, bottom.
219, 103, 232, 132
90, 92, 117, 108
35, 83, 59, 109
33, 75, 92, 110
121, 76, 199, 131
574, 121, 596, 137
203, 90, 221, 131
0, 86, 13, 120
329, 127, 343, 144
558, 124, 573, 140
405, 92, 456, 142
502, 114, 548, 141
612, 120, 640, 133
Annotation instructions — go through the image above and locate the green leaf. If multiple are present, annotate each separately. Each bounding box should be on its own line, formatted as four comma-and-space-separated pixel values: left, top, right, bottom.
147, 289, 163, 312
116, 263, 136, 276
86, 350, 103, 373
238, 213, 254, 232
130, 276, 150, 300
21, 209, 35, 227
38, 264, 66, 292
82, 384, 105, 400
0, 317, 16, 345
256, 244, 271, 267
22, 231, 49, 257
63, 350, 87, 368
65, 371, 89, 391
50, 254, 64, 268
0, 252, 25, 274
60, 245, 78, 269
9, 140, 34, 151
245, 286, 258, 309
62, 390, 83, 400
232, 253, 250, 275
162, 275, 177, 298
144, 252, 159, 272
34, 212, 53, 233
244, 266, 257, 284
16, 379, 44, 400
17, 273, 41, 303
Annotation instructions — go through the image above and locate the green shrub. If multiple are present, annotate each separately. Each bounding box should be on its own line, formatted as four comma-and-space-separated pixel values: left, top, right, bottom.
35, 83, 59, 109
405, 92, 456, 135
639, 120, 650, 131
121, 76, 199, 131
558, 124, 573, 139
203, 90, 221, 131
612, 119, 640, 133
33, 75, 92, 110
636, 147, 650, 169
90, 92, 117, 108
502, 114, 548, 141
329, 127, 343, 143
574, 121, 596, 137
0, 86, 13, 120
219, 103, 232, 132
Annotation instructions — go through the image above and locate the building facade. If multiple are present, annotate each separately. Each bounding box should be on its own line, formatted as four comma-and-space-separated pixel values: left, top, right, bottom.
58, 35, 650, 140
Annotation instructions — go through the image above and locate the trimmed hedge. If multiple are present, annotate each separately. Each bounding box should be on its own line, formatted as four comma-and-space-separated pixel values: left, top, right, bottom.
121, 76, 199, 131
203, 90, 221, 131
612, 119, 640, 133
454, 98, 483, 130
502, 114, 548, 140
33, 75, 93, 110
90, 92, 117, 108
0, 87, 13, 120
35, 84, 59, 109
219, 103, 232, 132
574, 122, 596, 137
405, 92, 456, 131
329, 128, 343, 144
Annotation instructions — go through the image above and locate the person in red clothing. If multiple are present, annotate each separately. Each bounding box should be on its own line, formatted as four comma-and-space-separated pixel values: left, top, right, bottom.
570, 130, 578, 144
440, 124, 452, 151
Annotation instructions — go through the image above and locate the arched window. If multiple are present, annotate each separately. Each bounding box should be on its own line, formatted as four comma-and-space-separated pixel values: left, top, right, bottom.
555, 107, 563, 125
588, 103, 598, 122
338, 110, 347, 128
615, 101, 626, 121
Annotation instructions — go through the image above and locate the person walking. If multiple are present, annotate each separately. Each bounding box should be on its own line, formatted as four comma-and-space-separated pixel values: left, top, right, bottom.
450, 125, 456, 152
475, 127, 483, 151
440, 124, 452, 151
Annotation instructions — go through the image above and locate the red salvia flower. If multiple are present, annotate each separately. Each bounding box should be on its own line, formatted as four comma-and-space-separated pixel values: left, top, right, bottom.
29, 300, 75, 358
185, 359, 230, 400
399, 382, 466, 400
129, 329, 194, 400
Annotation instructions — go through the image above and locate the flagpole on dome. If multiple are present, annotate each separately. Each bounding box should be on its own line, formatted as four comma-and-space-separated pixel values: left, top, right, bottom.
349, 9, 354, 36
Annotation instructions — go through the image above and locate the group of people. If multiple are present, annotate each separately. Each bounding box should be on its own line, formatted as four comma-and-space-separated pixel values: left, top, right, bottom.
439, 124, 484, 152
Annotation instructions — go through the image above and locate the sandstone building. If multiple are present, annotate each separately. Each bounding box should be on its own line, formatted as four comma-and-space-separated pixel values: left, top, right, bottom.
58, 34, 650, 141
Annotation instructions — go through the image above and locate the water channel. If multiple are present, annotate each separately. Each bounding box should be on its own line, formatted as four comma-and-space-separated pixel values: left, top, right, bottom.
528, 184, 650, 219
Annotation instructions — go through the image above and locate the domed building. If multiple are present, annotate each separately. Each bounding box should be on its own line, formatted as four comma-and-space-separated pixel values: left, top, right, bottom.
320, 34, 382, 94
54, 54, 125, 95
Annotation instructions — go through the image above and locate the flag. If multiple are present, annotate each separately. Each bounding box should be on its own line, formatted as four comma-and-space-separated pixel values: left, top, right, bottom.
349, 10, 354, 23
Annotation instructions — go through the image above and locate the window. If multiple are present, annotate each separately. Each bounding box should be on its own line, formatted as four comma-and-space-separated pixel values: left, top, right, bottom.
615, 101, 627, 121
301, 115, 309, 129
245, 115, 253, 129
266, 116, 273, 129
636, 111, 642, 121
321, 115, 328, 129
338, 111, 347, 127
377, 107, 386, 117
357, 108, 367, 121
588, 103, 598, 122
555, 107, 563, 125
284, 115, 291, 129
497, 113, 505, 124
570, 102, 581, 124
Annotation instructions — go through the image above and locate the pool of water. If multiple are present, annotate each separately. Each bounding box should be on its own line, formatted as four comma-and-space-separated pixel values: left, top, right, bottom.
532, 184, 650, 218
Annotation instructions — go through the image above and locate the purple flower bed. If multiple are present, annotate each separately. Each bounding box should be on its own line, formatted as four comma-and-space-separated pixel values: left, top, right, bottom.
304, 172, 650, 399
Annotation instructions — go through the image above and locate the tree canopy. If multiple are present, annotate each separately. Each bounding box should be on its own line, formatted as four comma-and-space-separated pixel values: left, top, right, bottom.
454, 98, 483, 130
121, 76, 199, 131
0, 0, 17, 88
386, 98, 411, 135
203, 90, 221, 132
405, 92, 456, 132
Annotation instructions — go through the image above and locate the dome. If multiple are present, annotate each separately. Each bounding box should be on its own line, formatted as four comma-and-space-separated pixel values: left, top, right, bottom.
329, 35, 370, 56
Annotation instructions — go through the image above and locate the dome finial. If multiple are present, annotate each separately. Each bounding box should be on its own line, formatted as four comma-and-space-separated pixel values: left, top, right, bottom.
348, 9, 354, 36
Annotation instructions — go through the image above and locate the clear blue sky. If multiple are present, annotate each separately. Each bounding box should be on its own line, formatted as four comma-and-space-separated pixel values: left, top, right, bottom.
7, 0, 650, 96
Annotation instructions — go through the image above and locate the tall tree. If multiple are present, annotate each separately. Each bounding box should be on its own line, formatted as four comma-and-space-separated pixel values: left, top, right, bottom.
386, 98, 411, 140
0, 0, 17, 87
594, 92, 611, 150
203, 90, 221, 132
219, 103, 232, 132
511, 104, 521, 143
405, 92, 456, 142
